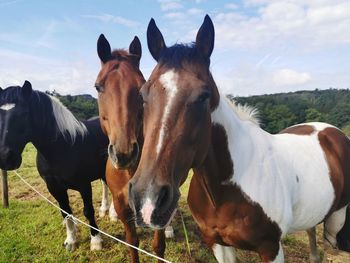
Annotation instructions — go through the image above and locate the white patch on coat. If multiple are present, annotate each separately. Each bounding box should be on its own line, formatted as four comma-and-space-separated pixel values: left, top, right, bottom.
49, 95, 87, 142
64, 217, 78, 251
109, 201, 118, 222
212, 244, 237, 263
156, 70, 179, 157
99, 180, 110, 218
140, 197, 155, 225
211, 97, 335, 236
0, 103, 16, 111
90, 233, 103, 251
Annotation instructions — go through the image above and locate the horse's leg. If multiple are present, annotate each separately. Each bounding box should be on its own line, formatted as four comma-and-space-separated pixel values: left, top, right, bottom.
109, 199, 118, 222
324, 205, 347, 249
212, 244, 237, 263
99, 179, 110, 218
46, 181, 77, 251
113, 195, 139, 263
306, 227, 321, 263
336, 205, 350, 251
79, 184, 103, 251
152, 230, 166, 263
164, 225, 174, 238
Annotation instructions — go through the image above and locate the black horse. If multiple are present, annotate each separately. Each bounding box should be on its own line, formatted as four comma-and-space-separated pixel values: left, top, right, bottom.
0, 81, 110, 251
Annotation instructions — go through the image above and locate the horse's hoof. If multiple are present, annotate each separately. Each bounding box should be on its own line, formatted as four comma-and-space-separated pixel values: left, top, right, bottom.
109, 205, 118, 222
99, 209, 107, 218
109, 214, 118, 222
90, 234, 103, 251
64, 239, 78, 251
165, 226, 174, 239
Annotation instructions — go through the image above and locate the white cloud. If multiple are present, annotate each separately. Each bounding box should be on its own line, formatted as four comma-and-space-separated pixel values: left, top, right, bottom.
0, 48, 97, 96
158, 0, 183, 11
82, 14, 140, 28
163, 12, 185, 20
36, 20, 57, 49
225, 3, 239, 10
213, 1, 350, 50
272, 69, 311, 86
187, 8, 203, 15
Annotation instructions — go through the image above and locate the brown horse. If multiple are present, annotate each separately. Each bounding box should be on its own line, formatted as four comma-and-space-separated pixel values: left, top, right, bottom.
128, 15, 350, 262
95, 34, 172, 262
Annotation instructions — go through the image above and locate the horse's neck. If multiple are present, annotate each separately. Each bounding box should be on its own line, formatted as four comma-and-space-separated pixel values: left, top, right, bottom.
194, 98, 272, 205
212, 98, 271, 182
29, 101, 64, 160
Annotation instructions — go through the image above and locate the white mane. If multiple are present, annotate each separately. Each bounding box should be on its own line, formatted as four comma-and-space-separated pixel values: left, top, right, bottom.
226, 98, 260, 126
49, 95, 88, 142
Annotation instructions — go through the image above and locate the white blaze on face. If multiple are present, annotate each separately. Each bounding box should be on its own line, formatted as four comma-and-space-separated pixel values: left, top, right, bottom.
0, 103, 16, 111
140, 198, 155, 225
156, 70, 179, 157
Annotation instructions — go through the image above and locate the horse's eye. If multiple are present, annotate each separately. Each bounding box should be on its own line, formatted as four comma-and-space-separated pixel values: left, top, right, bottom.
95, 84, 104, 93
195, 91, 210, 104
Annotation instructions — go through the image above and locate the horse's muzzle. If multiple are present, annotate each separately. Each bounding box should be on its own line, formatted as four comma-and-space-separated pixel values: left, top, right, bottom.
0, 148, 22, 170
128, 177, 179, 229
108, 142, 139, 169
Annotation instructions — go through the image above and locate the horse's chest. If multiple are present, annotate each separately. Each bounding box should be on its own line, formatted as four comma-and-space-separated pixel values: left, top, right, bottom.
188, 175, 281, 249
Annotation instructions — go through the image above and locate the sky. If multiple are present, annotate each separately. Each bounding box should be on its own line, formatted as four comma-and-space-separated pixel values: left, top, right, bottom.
0, 0, 349, 97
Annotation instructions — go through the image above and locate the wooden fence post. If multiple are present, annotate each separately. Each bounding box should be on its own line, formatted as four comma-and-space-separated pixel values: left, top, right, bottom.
1, 169, 9, 208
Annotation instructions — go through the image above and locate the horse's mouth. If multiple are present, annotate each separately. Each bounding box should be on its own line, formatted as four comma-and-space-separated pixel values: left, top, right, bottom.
135, 199, 178, 229
109, 156, 137, 170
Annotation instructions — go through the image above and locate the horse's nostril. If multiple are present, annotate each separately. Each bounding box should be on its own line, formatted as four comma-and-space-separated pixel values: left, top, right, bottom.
108, 144, 114, 157
156, 185, 171, 210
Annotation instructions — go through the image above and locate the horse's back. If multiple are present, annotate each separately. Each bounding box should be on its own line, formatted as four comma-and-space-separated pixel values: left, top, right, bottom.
276, 122, 350, 232
37, 117, 108, 188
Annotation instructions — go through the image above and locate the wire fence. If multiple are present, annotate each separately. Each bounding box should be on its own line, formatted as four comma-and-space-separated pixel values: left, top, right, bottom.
13, 170, 172, 263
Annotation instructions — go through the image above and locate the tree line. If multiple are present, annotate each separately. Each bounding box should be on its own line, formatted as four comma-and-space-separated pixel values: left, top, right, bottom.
230, 88, 350, 136
49, 88, 350, 136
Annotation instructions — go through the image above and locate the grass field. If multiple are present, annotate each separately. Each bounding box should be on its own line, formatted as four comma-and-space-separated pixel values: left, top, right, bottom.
0, 144, 349, 262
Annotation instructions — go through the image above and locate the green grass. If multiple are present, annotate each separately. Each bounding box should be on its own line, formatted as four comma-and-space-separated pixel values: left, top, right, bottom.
0, 144, 347, 262
0, 144, 215, 263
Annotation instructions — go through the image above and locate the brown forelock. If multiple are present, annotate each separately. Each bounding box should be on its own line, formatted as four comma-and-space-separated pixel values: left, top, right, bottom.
96, 51, 144, 152
318, 127, 350, 212
188, 124, 281, 261
279, 124, 315, 135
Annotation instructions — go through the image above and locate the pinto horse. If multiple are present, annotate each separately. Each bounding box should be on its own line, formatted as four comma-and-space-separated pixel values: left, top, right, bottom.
128, 15, 350, 262
95, 34, 173, 262
0, 81, 114, 251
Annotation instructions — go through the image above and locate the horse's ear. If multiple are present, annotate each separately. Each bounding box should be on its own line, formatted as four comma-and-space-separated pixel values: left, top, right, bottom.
21, 80, 32, 98
97, 34, 112, 64
196, 15, 215, 60
129, 36, 142, 63
147, 18, 166, 61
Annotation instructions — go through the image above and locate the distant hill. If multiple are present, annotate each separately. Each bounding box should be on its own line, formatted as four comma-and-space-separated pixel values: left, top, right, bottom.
47, 89, 350, 136
229, 88, 350, 135
46, 91, 98, 120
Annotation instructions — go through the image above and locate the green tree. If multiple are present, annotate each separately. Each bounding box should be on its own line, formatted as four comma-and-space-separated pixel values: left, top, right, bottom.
305, 108, 324, 122
342, 123, 350, 137
265, 105, 297, 133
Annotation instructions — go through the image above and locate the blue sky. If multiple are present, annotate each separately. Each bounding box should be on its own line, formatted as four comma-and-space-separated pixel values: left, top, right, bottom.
0, 0, 349, 96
